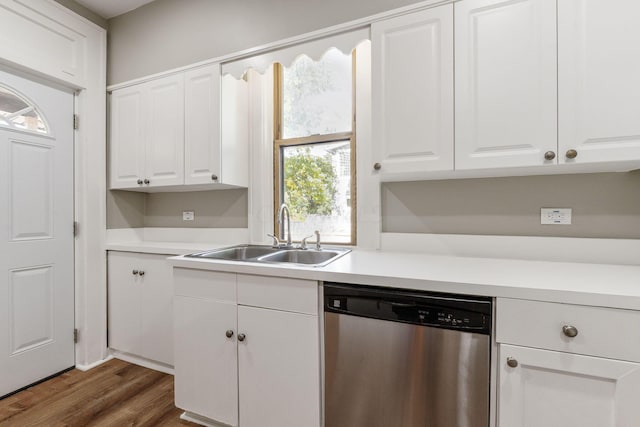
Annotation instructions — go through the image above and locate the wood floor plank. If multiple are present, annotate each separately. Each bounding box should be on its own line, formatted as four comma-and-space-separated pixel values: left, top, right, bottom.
0, 359, 195, 427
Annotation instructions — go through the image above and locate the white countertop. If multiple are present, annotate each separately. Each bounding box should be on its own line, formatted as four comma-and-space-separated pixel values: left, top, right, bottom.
106, 241, 227, 255
165, 247, 640, 311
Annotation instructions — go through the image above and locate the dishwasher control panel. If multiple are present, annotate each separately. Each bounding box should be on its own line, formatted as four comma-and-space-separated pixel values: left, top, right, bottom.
325, 283, 492, 335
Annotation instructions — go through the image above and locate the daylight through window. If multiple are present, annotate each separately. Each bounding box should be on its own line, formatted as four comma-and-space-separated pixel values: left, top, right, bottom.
0, 85, 48, 134
274, 48, 356, 245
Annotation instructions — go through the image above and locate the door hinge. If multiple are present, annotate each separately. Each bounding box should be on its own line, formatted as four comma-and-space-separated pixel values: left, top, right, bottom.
73, 114, 79, 130
73, 221, 79, 237
74, 328, 79, 344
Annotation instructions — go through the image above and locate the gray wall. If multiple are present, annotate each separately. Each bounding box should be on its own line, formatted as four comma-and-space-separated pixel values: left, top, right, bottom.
55, 0, 108, 29
107, 0, 423, 84
382, 172, 640, 239
107, 189, 248, 229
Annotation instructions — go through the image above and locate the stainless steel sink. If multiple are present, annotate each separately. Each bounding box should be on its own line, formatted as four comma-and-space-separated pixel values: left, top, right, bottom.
186, 245, 350, 267
258, 249, 346, 266
187, 245, 280, 261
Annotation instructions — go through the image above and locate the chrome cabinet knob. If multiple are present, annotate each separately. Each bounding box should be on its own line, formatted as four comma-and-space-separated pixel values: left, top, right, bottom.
565, 149, 578, 159
211, 174, 218, 181
562, 325, 579, 338
132, 270, 139, 275
225, 330, 234, 338
138, 270, 145, 276
143, 178, 150, 184
237, 333, 246, 342
373, 162, 382, 171
506, 357, 518, 368
544, 151, 556, 161
137, 179, 143, 185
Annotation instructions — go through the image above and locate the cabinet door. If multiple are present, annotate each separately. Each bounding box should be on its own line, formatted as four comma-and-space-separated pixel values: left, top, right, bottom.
174, 296, 238, 426
558, 0, 640, 164
499, 345, 640, 427
145, 74, 184, 187
372, 5, 453, 175
139, 254, 174, 365
110, 85, 145, 189
455, 0, 557, 169
238, 306, 320, 427
184, 64, 221, 185
220, 74, 249, 187
107, 252, 142, 355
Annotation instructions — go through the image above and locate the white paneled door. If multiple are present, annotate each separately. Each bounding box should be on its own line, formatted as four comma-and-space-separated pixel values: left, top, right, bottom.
0, 68, 74, 397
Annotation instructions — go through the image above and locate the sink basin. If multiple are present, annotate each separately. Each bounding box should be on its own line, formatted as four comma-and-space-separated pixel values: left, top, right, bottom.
258, 249, 345, 266
186, 245, 350, 267
187, 245, 280, 261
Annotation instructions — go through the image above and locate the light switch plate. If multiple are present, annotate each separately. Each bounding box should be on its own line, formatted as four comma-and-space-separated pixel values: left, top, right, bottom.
182, 211, 195, 221
541, 208, 572, 225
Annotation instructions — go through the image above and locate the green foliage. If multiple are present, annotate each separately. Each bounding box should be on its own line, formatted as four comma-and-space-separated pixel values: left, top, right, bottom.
283, 147, 337, 221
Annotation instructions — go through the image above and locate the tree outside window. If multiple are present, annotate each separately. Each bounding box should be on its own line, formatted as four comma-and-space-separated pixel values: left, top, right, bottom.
274, 48, 356, 244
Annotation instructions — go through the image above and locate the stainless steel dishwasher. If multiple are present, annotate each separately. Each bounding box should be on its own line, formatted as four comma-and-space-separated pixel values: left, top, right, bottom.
324, 283, 492, 427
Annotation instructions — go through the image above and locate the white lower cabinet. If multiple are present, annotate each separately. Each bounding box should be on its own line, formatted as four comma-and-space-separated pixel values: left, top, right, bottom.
173, 269, 320, 427
496, 298, 640, 427
107, 251, 174, 365
499, 344, 640, 427
174, 295, 238, 425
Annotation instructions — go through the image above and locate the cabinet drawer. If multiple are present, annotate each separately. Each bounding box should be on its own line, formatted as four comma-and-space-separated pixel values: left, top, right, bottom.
497, 298, 640, 362
174, 268, 236, 302
237, 274, 317, 315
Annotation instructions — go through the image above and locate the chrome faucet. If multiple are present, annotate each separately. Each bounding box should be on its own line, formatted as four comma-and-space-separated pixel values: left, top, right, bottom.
277, 203, 292, 247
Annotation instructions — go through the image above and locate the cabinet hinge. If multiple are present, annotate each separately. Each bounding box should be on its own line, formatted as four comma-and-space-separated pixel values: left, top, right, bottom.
73, 221, 79, 237
74, 328, 79, 344
73, 114, 79, 130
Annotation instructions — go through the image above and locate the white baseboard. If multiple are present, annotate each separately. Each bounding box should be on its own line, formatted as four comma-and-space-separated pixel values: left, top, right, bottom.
109, 349, 174, 375
75, 355, 114, 372
180, 411, 229, 427
381, 233, 640, 266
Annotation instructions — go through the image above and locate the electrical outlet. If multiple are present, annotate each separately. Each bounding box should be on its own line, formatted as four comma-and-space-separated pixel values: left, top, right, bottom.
182, 211, 195, 221
541, 208, 572, 225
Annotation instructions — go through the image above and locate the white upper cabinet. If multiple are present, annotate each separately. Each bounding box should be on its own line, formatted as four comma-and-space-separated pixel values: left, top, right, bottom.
110, 64, 248, 191
184, 65, 221, 185
110, 74, 184, 190
220, 74, 249, 188
184, 65, 248, 187
110, 85, 145, 189
145, 75, 185, 187
558, 0, 640, 164
372, 5, 454, 175
455, 0, 557, 170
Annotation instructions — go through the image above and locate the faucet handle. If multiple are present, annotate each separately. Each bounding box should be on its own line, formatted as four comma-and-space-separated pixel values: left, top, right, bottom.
314, 230, 321, 250
267, 233, 281, 248
300, 234, 315, 250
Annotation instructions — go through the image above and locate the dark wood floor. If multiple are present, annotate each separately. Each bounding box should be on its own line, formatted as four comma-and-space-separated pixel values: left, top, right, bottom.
0, 358, 197, 426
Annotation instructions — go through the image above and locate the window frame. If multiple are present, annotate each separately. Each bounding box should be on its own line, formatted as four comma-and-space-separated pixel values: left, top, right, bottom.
273, 51, 357, 246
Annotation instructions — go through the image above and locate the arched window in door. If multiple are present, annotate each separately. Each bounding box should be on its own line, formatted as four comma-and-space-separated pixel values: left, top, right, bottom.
0, 85, 49, 134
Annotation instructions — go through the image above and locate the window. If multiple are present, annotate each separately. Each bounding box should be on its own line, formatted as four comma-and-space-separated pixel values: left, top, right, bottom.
274, 48, 356, 245
0, 85, 48, 134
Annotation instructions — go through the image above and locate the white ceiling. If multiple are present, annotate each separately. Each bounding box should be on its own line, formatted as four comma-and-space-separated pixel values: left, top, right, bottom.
75, 0, 156, 19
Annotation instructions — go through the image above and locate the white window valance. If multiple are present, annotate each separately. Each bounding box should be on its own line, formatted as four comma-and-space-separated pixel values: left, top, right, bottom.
221, 27, 370, 79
